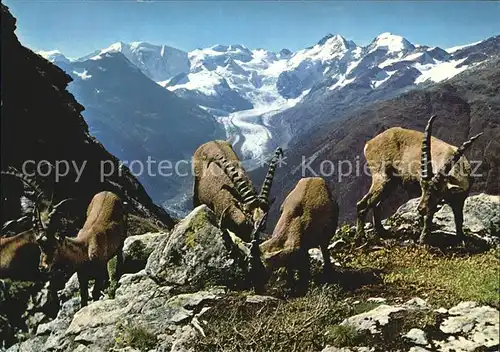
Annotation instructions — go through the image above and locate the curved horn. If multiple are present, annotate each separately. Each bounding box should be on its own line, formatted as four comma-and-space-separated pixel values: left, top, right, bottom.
421, 115, 436, 181
46, 198, 74, 223
1, 169, 48, 237
259, 147, 283, 206
432, 132, 483, 184
218, 206, 230, 229
210, 154, 258, 205
1, 169, 45, 196
32, 194, 46, 240
251, 212, 268, 243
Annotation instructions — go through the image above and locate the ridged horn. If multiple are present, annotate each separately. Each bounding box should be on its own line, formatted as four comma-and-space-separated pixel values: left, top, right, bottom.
1, 169, 45, 196
251, 212, 268, 243
259, 147, 283, 205
420, 115, 436, 181
210, 154, 258, 205
1, 169, 48, 237
432, 132, 483, 184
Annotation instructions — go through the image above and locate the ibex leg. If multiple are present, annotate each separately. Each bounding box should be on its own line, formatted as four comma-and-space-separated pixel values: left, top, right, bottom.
92, 263, 107, 302
320, 243, 333, 275
296, 249, 310, 296
419, 207, 437, 244
356, 175, 389, 235
451, 198, 466, 241
77, 270, 89, 307
372, 180, 396, 236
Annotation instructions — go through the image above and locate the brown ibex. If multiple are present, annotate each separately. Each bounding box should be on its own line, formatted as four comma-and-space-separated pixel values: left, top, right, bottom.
35, 191, 127, 307
0, 170, 70, 281
356, 115, 482, 244
193, 140, 282, 241
252, 177, 339, 294
1, 218, 41, 281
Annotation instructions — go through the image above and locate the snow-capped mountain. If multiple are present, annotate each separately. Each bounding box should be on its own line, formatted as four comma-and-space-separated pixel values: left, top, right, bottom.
37, 32, 499, 217
51, 50, 224, 213
41, 33, 499, 161
80, 41, 190, 82
38, 50, 72, 64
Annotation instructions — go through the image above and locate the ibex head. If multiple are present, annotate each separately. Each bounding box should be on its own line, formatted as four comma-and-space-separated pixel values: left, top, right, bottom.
1, 168, 73, 272
34, 196, 74, 273
418, 115, 482, 215
212, 147, 283, 230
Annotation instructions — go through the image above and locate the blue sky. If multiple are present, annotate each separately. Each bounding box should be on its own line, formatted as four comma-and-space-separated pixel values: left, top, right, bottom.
4, 1, 500, 58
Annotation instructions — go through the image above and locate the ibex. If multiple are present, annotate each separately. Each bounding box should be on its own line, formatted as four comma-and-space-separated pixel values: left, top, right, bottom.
2, 170, 127, 306
252, 177, 339, 294
0, 170, 70, 281
35, 191, 127, 307
356, 115, 482, 244
1, 218, 41, 281
193, 140, 282, 241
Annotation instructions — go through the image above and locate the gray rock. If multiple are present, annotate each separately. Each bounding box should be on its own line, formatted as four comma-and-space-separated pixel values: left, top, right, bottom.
408, 347, 431, 352
341, 298, 429, 334
438, 301, 499, 350
392, 194, 500, 242
123, 232, 169, 273
146, 205, 250, 291
404, 328, 428, 345
322, 347, 374, 352
245, 294, 280, 304
341, 304, 406, 334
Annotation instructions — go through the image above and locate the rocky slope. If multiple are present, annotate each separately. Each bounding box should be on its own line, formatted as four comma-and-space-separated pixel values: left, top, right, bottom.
5, 197, 498, 351
0, 4, 174, 227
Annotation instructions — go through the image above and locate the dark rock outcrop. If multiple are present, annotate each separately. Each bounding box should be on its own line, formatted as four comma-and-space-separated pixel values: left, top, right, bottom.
0, 4, 174, 228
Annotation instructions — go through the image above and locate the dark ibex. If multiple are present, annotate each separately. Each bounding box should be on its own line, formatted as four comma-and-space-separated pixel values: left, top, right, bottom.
356, 115, 482, 244
36, 191, 127, 307
1, 218, 41, 281
0, 170, 70, 281
193, 140, 282, 241
250, 177, 339, 294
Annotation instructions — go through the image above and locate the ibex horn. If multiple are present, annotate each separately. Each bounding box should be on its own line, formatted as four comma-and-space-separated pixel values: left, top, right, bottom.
218, 206, 230, 229
251, 212, 268, 243
259, 147, 283, 206
432, 132, 483, 184
46, 198, 74, 223
32, 193, 46, 240
420, 115, 436, 181
211, 154, 258, 205
1, 168, 45, 197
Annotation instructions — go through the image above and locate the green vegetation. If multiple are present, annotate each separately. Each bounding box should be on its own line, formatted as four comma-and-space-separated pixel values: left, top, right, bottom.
114, 322, 158, 352
346, 245, 499, 308
190, 235, 499, 351
325, 324, 363, 348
